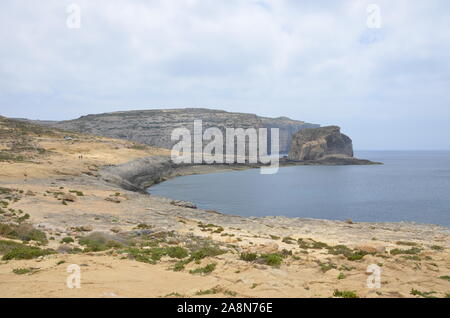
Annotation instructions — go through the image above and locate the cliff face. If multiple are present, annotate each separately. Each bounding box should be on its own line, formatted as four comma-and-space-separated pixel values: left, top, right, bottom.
44, 108, 318, 153
288, 126, 353, 161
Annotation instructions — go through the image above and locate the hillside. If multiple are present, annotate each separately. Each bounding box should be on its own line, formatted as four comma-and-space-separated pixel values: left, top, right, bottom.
0, 116, 169, 181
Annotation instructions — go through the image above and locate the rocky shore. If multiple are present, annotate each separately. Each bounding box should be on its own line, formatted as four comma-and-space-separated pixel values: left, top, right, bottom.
97, 154, 381, 195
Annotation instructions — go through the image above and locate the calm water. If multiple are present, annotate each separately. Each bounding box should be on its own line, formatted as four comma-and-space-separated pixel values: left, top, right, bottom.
149, 151, 450, 227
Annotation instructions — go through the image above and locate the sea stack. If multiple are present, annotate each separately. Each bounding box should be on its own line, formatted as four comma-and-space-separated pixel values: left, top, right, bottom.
288, 126, 354, 161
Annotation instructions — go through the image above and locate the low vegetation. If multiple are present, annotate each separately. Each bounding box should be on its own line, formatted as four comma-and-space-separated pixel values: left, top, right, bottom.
69, 190, 84, 197
0, 223, 48, 244
396, 241, 418, 246
390, 247, 422, 255
317, 261, 337, 273
240, 253, 257, 262
189, 263, 216, 275
78, 232, 123, 252
61, 237, 74, 244
0, 240, 55, 260
333, 289, 358, 298
12, 268, 36, 275
410, 289, 437, 298
195, 287, 237, 296
297, 238, 374, 261
239, 252, 285, 267
438, 275, 450, 282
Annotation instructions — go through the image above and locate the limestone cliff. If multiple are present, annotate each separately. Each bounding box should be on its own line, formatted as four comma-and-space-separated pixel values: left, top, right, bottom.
288, 126, 353, 161
37, 108, 318, 153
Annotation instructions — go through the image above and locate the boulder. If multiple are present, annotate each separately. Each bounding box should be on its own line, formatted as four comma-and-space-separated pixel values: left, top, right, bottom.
61, 194, 77, 202
110, 227, 122, 233
170, 200, 197, 209
355, 245, 386, 254
105, 197, 121, 204
79, 225, 93, 232
250, 242, 279, 254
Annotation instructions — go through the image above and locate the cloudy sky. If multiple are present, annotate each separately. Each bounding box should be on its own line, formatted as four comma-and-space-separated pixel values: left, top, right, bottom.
1, 0, 449, 150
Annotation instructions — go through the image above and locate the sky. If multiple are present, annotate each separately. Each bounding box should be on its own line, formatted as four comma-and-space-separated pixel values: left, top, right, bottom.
1, 0, 449, 150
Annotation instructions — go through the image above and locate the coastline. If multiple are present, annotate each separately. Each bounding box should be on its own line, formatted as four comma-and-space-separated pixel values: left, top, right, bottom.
0, 125, 448, 298
98, 155, 383, 193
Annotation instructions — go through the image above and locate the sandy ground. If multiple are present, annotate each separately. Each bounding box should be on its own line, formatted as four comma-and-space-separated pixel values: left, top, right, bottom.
0, 117, 449, 298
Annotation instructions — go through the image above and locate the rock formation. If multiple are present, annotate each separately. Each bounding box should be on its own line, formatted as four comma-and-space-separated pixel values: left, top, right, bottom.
25, 108, 318, 154
288, 126, 353, 161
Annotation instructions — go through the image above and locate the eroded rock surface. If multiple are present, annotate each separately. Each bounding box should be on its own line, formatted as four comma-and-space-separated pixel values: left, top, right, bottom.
26, 108, 319, 154
288, 126, 353, 161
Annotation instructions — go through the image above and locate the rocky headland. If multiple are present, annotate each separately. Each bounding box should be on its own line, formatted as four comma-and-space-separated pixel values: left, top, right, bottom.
287, 126, 380, 165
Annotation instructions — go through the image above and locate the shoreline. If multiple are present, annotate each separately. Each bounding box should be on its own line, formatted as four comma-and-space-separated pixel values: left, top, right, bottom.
95, 155, 450, 230
99, 154, 382, 190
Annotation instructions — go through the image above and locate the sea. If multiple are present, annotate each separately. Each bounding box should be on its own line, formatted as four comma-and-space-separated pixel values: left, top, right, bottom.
149, 151, 450, 227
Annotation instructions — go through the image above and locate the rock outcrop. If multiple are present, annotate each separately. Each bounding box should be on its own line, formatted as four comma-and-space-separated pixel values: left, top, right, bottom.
27, 108, 318, 154
288, 126, 353, 161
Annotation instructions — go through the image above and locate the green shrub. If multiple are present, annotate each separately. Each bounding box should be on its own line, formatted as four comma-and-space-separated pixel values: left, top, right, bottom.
2, 244, 55, 260
190, 246, 225, 261
240, 253, 257, 262
260, 254, 283, 267
0, 223, 15, 237
282, 237, 295, 244
61, 237, 74, 243
190, 263, 216, 275
318, 261, 337, 273
166, 246, 189, 259
13, 268, 34, 275
0, 223, 47, 244
327, 244, 370, 261
69, 190, 84, 196
125, 247, 156, 264
21, 228, 47, 244
410, 289, 437, 298
390, 247, 421, 255
311, 241, 330, 249
0, 240, 25, 254
402, 255, 421, 261
333, 289, 358, 298
195, 287, 221, 295
173, 259, 190, 271
79, 232, 123, 252
147, 247, 167, 261
345, 250, 368, 261
135, 223, 152, 229
17, 213, 30, 223
396, 241, 418, 246
125, 247, 170, 264
0, 187, 12, 195
438, 275, 450, 282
